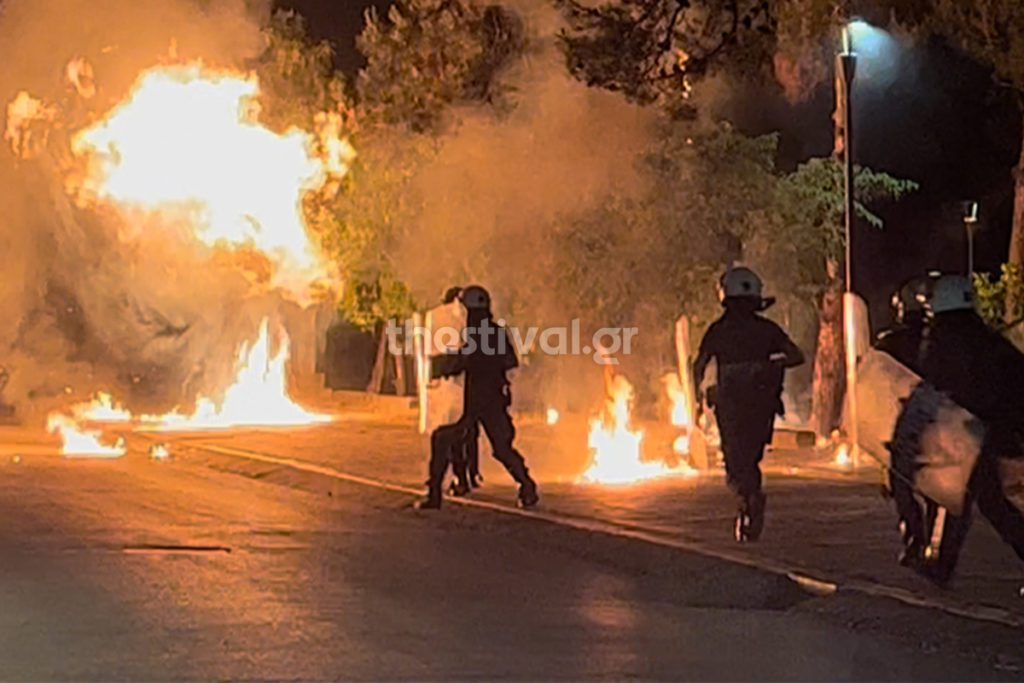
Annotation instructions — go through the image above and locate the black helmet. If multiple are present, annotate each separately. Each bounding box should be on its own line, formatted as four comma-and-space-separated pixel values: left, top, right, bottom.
460, 285, 491, 310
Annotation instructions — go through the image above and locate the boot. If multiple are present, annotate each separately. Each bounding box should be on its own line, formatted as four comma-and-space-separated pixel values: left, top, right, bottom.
734, 510, 751, 543
517, 478, 540, 508
448, 478, 471, 497
415, 496, 442, 510
746, 492, 767, 541
415, 485, 443, 510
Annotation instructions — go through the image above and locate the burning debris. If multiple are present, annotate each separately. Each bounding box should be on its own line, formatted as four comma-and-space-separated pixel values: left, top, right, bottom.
47, 413, 126, 458
140, 319, 330, 431
47, 319, 330, 455
3, 45, 353, 431
4, 91, 56, 158
581, 371, 698, 485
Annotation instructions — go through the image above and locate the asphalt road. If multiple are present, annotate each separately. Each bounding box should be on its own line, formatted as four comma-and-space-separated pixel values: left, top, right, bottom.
1, 429, 1021, 681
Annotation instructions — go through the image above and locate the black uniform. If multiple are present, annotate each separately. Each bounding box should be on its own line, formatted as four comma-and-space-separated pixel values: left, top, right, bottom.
875, 314, 933, 563
426, 313, 537, 507
445, 419, 480, 496
694, 297, 804, 538
913, 310, 1024, 580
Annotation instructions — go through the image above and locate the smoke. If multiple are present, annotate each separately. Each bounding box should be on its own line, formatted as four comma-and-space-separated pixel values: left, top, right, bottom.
380, 3, 670, 412
0, 0, 314, 423
393, 3, 657, 323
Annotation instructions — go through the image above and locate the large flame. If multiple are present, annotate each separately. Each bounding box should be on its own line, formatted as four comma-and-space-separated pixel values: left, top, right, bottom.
48, 319, 329, 455
144, 319, 330, 430
582, 373, 697, 485
69, 62, 353, 293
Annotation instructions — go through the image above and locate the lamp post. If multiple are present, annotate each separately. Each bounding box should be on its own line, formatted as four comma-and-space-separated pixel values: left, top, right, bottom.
837, 25, 860, 467
963, 201, 979, 278
838, 26, 857, 293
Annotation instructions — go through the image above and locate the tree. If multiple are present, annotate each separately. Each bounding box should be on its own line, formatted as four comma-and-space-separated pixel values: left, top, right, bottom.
255, 11, 349, 132
357, 0, 525, 132
557, 0, 917, 434
556, 0, 777, 116
750, 158, 916, 436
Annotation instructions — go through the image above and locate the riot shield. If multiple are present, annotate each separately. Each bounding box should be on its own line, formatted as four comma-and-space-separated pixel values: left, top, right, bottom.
856, 349, 982, 514
416, 302, 467, 434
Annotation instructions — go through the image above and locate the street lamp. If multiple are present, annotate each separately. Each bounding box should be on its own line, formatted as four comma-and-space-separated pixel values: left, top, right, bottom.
837, 23, 860, 467
837, 25, 857, 292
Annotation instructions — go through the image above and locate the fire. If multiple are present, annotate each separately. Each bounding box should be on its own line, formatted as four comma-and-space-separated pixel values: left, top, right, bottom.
48, 319, 329, 455
664, 372, 693, 429
69, 62, 354, 294
47, 414, 126, 458
74, 392, 132, 423
145, 319, 330, 431
546, 407, 560, 425
4, 91, 56, 159
582, 374, 697, 485
834, 442, 852, 468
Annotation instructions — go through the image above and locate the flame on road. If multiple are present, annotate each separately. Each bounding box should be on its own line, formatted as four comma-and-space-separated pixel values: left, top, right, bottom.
48, 319, 330, 455
144, 319, 330, 431
47, 414, 126, 458
581, 374, 697, 485
69, 62, 354, 294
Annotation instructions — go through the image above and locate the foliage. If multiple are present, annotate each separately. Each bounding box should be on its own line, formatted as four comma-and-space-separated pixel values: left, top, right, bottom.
555, 123, 780, 341
556, 0, 777, 115
256, 11, 423, 330
312, 131, 435, 330
357, 0, 525, 132
255, 11, 349, 131
974, 263, 1024, 329
767, 159, 917, 289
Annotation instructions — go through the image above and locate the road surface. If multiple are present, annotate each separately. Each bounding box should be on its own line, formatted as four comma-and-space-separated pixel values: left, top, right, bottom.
1, 419, 1021, 680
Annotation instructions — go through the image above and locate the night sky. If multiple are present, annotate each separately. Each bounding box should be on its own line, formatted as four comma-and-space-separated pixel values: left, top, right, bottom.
276, 1, 1021, 326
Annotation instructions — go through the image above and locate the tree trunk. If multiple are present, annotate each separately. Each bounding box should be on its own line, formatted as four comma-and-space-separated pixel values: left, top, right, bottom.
367, 323, 388, 394
811, 267, 846, 440
1007, 122, 1024, 320
393, 349, 407, 396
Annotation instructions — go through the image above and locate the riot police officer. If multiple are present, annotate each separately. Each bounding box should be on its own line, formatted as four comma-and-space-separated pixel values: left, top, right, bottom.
694, 267, 804, 542
419, 285, 539, 509
909, 274, 1024, 582
876, 274, 938, 567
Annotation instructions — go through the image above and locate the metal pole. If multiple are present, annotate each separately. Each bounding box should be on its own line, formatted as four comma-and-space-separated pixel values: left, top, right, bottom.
840, 53, 857, 292
838, 33, 859, 467
963, 202, 979, 279
967, 227, 975, 279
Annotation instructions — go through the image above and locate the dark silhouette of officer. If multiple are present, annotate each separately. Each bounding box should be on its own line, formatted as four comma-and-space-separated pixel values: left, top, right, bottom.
694, 267, 804, 542
907, 274, 1024, 583
418, 285, 538, 509
875, 274, 937, 566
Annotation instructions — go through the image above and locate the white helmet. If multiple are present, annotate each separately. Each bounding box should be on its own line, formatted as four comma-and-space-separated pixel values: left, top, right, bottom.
929, 274, 974, 314
719, 266, 763, 300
